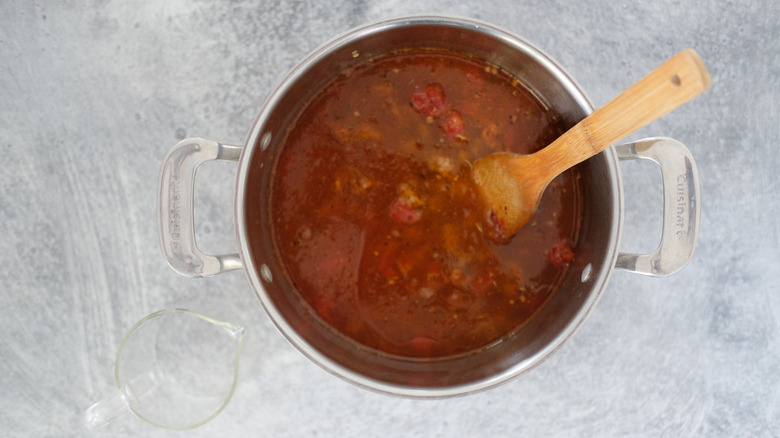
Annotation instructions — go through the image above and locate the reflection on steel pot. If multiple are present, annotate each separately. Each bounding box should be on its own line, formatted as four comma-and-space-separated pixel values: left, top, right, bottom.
157, 16, 700, 398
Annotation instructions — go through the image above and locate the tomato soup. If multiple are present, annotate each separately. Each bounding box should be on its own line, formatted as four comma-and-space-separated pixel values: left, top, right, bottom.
268, 49, 581, 358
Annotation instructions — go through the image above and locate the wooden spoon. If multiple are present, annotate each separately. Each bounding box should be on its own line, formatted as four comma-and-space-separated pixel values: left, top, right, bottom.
472, 49, 711, 237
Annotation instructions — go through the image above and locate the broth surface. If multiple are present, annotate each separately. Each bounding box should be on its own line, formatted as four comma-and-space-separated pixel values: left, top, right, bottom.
268, 49, 581, 357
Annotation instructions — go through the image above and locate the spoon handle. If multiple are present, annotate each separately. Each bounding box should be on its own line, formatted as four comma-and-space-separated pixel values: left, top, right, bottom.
537, 49, 711, 175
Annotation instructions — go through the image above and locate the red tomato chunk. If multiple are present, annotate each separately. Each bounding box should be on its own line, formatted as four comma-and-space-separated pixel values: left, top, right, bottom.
390, 196, 421, 224
441, 110, 466, 138
547, 241, 576, 268
411, 83, 446, 117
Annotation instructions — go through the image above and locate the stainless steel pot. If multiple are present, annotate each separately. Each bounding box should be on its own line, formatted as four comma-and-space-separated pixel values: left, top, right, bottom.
158, 16, 700, 398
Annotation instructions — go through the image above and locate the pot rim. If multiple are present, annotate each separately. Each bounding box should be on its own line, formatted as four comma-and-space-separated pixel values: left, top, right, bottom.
234, 14, 623, 398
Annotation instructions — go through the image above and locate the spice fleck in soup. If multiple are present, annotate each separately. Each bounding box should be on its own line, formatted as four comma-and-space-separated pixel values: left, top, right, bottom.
268, 49, 581, 358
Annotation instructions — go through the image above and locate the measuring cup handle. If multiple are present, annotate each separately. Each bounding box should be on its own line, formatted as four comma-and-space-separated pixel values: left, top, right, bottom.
84, 391, 130, 431
158, 138, 243, 278
615, 137, 701, 276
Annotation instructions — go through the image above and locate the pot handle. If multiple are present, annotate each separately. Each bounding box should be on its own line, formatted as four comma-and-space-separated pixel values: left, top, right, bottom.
614, 137, 700, 276
157, 137, 243, 278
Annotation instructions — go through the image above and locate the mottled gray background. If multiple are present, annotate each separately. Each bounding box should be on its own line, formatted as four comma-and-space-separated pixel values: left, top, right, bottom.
1, 1, 778, 437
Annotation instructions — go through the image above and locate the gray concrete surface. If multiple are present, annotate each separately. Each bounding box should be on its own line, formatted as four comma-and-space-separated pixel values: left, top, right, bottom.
2, 1, 778, 436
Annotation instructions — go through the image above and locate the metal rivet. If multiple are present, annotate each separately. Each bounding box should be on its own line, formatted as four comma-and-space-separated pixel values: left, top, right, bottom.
260, 132, 272, 151
260, 264, 273, 283
581, 263, 592, 283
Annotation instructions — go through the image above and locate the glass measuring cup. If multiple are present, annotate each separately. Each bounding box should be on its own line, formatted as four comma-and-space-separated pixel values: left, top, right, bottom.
84, 309, 245, 431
